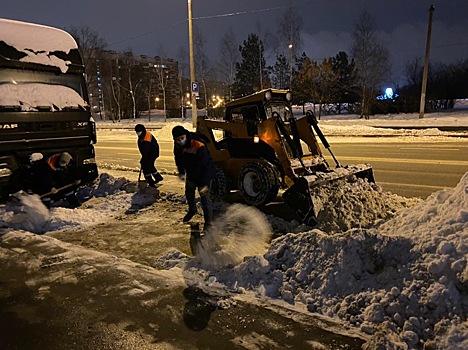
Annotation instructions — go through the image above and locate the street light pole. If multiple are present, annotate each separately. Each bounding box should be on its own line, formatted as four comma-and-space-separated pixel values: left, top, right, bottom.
419, 5, 435, 119
188, 0, 197, 128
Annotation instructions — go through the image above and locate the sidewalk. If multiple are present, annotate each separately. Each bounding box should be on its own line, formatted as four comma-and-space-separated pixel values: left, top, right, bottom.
0, 223, 366, 349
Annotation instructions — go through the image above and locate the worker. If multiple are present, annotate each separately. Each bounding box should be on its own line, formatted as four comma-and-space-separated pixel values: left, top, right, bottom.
172, 125, 216, 231
28, 152, 81, 208
135, 124, 163, 187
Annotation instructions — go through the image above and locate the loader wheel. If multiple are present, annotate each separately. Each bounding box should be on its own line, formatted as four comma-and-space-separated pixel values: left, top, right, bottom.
238, 162, 279, 206
210, 166, 229, 201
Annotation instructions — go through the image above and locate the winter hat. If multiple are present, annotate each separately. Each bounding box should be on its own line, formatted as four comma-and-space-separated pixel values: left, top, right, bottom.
58, 152, 73, 167
172, 125, 188, 139
135, 124, 146, 133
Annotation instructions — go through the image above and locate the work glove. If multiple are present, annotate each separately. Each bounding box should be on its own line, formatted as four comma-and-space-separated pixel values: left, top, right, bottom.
29, 153, 43, 163
199, 185, 209, 195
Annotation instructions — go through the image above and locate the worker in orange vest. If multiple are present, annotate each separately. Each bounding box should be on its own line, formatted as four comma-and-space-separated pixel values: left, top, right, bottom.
135, 124, 163, 187
28, 152, 81, 208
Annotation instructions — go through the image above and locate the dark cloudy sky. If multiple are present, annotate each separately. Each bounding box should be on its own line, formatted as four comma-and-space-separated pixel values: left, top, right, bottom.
2, 0, 468, 85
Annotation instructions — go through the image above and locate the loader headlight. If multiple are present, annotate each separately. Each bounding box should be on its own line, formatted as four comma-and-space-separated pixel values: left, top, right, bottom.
253, 135, 260, 143
286, 91, 293, 101
265, 91, 272, 101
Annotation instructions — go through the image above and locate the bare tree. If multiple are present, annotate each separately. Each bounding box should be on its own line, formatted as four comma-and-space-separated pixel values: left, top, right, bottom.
276, 1, 303, 88
218, 28, 239, 100
194, 25, 214, 113
351, 10, 390, 119
154, 58, 169, 122
68, 26, 107, 95
405, 57, 423, 86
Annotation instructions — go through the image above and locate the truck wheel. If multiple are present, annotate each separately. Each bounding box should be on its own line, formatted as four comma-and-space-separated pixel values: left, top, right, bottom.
238, 162, 279, 206
210, 166, 229, 201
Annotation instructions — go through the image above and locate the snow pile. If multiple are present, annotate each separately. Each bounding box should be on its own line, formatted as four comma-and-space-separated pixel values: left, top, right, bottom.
153, 122, 194, 141
0, 173, 158, 234
193, 204, 272, 270
311, 177, 420, 233
211, 172, 468, 349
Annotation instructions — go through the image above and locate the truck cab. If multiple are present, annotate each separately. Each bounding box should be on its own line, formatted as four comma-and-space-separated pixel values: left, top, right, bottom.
0, 18, 98, 199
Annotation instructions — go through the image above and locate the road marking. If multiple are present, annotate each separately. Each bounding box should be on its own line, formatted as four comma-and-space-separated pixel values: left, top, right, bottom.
336, 156, 468, 166
400, 147, 460, 151
378, 181, 445, 190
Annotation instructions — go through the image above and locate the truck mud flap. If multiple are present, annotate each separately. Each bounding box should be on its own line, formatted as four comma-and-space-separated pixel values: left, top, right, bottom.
79, 163, 99, 184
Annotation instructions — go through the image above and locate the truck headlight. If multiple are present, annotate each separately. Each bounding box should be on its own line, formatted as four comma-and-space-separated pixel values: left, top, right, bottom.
83, 158, 96, 165
0, 166, 12, 177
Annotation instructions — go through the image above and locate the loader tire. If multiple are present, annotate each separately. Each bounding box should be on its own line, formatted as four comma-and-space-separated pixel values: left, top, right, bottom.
210, 166, 229, 201
238, 161, 279, 206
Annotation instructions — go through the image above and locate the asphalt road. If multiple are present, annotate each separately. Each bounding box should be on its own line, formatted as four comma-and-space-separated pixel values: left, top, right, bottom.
95, 136, 468, 199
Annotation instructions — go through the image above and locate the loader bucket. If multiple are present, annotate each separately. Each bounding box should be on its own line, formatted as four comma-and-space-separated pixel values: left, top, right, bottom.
282, 164, 374, 226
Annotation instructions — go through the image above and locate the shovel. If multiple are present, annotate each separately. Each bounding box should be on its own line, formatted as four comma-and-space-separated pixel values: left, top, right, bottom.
138, 167, 147, 190
40, 180, 81, 198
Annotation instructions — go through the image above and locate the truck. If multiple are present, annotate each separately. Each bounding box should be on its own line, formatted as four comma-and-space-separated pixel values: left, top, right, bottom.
197, 89, 374, 226
0, 18, 98, 200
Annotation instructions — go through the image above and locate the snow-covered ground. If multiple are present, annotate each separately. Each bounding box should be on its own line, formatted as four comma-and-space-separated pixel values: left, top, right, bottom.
1, 106, 467, 349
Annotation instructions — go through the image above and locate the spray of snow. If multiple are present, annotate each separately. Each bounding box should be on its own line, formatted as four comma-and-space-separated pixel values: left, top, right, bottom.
1, 192, 50, 233
191, 204, 272, 271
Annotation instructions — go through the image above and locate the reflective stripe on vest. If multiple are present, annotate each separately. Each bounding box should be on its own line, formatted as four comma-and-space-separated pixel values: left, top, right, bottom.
47, 153, 60, 170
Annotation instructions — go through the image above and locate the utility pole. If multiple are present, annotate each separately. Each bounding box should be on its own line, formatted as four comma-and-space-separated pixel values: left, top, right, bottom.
419, 5, 435, 119
188, 0, 198, 128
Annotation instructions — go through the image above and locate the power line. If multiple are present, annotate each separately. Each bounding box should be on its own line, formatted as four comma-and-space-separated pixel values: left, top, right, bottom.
108, 19, 186, 47
193, 6, 289, 20
108, 5, 288, 48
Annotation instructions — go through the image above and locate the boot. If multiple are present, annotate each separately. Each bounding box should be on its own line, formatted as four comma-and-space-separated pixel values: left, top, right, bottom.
66, 194, 81, 209
152, 172, 163, 183
183, 208, 197, 223
145, 176, 156, 188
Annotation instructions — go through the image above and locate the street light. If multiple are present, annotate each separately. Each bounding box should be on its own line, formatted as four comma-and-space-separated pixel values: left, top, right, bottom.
288, 44, 293, 89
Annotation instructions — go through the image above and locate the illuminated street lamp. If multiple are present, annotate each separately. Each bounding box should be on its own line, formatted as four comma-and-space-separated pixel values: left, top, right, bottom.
288, 44, 293, 89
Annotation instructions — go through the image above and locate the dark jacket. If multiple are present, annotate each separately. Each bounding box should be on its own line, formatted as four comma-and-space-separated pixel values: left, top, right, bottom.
174, 132, 216, 187
138, 131, 160, 161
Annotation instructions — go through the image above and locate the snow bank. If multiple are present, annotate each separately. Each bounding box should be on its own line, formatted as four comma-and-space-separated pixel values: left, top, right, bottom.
0, 173, 158, 234
211, 172, 468, 349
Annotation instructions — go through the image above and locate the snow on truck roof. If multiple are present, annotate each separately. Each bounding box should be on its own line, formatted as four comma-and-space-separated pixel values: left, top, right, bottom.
0, 18, 80, 73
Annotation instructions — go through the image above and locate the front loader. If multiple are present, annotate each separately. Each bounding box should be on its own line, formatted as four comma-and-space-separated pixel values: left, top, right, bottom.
197, 89, 374, 226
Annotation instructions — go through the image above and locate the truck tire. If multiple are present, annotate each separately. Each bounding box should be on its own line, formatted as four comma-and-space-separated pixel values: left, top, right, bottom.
210, 166, 229, 201
238, 161, 280, 206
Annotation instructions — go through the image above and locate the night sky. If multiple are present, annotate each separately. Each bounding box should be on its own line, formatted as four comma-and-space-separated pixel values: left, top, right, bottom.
2, 0, 468, 85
